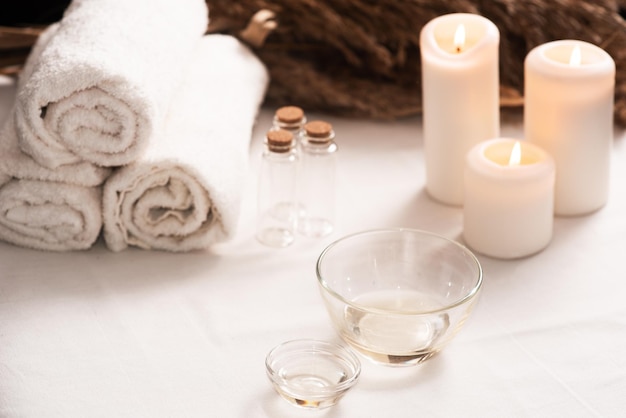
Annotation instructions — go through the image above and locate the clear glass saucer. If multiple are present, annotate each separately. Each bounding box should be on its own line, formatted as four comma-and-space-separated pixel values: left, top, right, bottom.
265, 339, 361, 409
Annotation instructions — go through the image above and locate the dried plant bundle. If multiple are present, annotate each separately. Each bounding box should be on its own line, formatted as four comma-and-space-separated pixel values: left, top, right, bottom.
2, 1, 626, 124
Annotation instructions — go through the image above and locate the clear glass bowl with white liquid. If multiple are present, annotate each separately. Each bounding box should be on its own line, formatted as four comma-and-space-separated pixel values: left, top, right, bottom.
316, 228, 483, 366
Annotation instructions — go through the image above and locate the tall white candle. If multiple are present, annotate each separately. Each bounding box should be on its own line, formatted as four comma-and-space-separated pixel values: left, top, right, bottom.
463, 138, 555, 259
420, 13, 500, 206
525, 40, 615, 216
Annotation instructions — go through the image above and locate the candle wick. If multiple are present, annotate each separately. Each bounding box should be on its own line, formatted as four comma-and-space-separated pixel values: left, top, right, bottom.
453, 24, 465, 54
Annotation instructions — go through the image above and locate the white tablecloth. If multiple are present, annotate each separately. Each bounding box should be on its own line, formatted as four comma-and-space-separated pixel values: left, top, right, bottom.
1, 75, 625, 417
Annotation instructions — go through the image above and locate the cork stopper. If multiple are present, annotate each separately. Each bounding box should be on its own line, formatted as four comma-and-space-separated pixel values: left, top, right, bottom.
275, 106, 305, 124
266, 129, 294, 152
304, 120, 334, 143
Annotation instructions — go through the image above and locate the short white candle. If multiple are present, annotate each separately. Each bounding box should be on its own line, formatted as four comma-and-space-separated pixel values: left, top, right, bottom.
525, 40, 615, 216
463, 138, 555, 259
420, 13, 500, 206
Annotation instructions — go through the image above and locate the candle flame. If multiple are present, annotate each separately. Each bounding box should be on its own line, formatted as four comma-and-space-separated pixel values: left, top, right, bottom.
508, 141, 522, 166
454, 24, 466, 53
569, 45, 582, 66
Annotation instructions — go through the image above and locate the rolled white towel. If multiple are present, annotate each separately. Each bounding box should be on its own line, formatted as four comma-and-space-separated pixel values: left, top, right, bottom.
0, 178, 102, 251
14, 0, 208, 169
0, 112, 111, 186
103, 35, 269, 252
0, 73, 106, 251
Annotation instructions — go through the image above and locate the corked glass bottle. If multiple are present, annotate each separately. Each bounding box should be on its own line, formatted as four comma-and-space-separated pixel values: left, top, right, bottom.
256, 129, 299, 247
272, 105, 307, 152
297, 120, 337, 238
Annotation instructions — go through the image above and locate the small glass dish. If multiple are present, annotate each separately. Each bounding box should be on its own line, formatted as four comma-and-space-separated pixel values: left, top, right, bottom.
265, 339, 361, 409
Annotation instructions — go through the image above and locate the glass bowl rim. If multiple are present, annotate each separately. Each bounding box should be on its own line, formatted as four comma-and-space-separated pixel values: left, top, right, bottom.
316, 227, 483, 316
265, 338, 361, 396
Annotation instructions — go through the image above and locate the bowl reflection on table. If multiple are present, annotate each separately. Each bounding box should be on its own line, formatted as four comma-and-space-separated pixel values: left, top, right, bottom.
316, 228, 483, 367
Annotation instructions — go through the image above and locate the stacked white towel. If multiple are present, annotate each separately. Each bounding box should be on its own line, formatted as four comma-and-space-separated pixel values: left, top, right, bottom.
0, 177, 103, 251
0, 0, 211, 251
0, 112, 108, 251
0, 113, 111, 187
103, 35, 269, 252
14, 0, 209, 169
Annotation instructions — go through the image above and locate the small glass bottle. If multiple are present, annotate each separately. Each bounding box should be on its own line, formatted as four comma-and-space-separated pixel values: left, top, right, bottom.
297, 120, 337, 238
273, 105, 308, 218
272, 106, 307, 148
256, 129, 299, 247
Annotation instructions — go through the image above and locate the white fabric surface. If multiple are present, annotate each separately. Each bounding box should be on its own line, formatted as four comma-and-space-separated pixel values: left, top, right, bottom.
1, 75, 625, 416
102, 35, 268, 252
14, 0, 208, 168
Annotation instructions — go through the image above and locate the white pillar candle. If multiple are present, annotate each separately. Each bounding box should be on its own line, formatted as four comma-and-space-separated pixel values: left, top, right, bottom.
525, 40, 615, 216
420, 13, 500, 206
463, 138, 555, 259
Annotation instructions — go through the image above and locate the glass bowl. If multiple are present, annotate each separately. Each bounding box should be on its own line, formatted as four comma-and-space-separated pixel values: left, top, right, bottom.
316, 228, 483, 367
265, 339, 361, 409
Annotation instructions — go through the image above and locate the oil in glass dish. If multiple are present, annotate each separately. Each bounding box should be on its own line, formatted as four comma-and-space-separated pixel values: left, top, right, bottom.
342, 289, 450, 366
274, 360, 349, 409
265, 339, 361, 409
